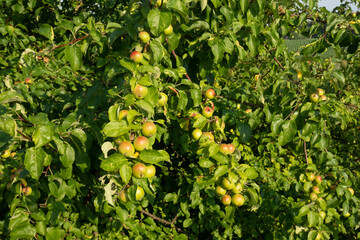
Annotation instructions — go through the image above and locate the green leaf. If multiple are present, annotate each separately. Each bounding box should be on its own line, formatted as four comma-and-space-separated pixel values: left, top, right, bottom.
190, 89, 202, 107
9, 222, 36, 240
120, 163, 132, 184
136, 100, 155, 115
65, 45, 83, 72
240, 0, 249, 14
307, 211, 320, 227
237, 123, 252, 142
167, 0, 189, 21
214, 165, 228, 178
183, 218, 193, 228
208, 143, 219, 157
247, 34, 259, 56
59, 143, 75, 168
244, 167, 258, 179
278, 120, 297, 146
211, 152, 229, 164
140, 150, 170, 164
120, 59, 137, 72
147, 9, 172, 36
333, 70, 345, 85
198, 158, 214, 168
24, 147, 45, 180
116, 207, 129, 223
149, 38, 165, 63
32, 124, 53, 148
46, 227, 66, 240
211, 39, 225, 63
103, 121, 131, 137
38, 24, 54, 40
0, 91, 26, 104
100, 154, 127, 172
177, 90, 188, 111
193, 115, 207, 129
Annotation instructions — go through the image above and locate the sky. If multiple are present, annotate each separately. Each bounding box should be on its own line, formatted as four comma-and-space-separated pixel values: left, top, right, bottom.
318, 0, 358, 11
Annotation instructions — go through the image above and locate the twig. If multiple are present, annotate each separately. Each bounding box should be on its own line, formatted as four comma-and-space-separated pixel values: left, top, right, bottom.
171, 213, 178, 224
17, 130, 32, 141
304, 141, 308, 165
274, 57, 285, 70
48, 35, 90, 52
139, 209, 188, 235
284, 102, 301, 121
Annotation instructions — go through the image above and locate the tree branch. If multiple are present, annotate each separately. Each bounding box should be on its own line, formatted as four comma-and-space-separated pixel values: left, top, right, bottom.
274, 57, 285, 70
48, 35, 90, 52
304, 141, 308, 165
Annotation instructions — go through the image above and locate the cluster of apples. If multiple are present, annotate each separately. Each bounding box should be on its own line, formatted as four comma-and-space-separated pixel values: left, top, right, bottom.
309, 88, 327, 103
216, 177, 245, 206
306, 172, 323, 201
1, 149, 16, 159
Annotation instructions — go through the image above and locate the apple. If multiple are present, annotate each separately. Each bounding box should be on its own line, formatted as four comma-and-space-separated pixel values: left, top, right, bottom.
135, 186, 145, 201
227, 144, 235, 154
312, 186, 320, 194
119, 141, 135, 157
245, 109, 252, 113
132, 84, 148, 99
310, 192, 318, 201
221, 195, 232, 205
205, 89, 216, 99
202, 106, 213, 118
232, 183, 243, 194
216, 186, 227, 196
145, 165, 156, 178
158, 92, 168, 106
156, 0, 167, 6
202, 132, 214, 141
164, 25, 173, 35
343, 212, 350, 218
219, 144, 230, 155
119, 189, 128, 202
192, 128, 202, 140
307, 172, 315, 182
315, 233, 322, 240
133, 136, 149, 151
130, 51, 143, 63
2, 150, 11, 158
315, 175, 322, 184
142, 121, 157, 137
316, 88, 325, 96
25, 78, 32, 84
310, 93, 319, 103
138, 31, 150, 44
222, 178, 235, 190
118, 110, 128, 120
232, 194, 245, 206
22, 186, 32, 196
319, 211, 326, 220
348, 188, 354, 196
10, 152, 16, 158
132, 163, 147, 178
320, 95, 327, 101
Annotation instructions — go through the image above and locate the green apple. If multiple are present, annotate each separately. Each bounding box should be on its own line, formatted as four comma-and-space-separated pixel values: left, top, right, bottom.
130, 51, 143, 63
119, 189, 128, 202
232, 183, 243, 194
221, 195, 232, 205
158, 92, 168, 106
118, 110, 128, 120
307, 172, 315, 181
222, 178, 235, 190
135, 186, 145, 201
312, 186, 320, 194
310, 192, 318, 201
310, 93, 319, 103
232, 194, 245, 206
205, 89, 216, 99
119, 141, 135, 157
216, 186, 227, 196
142, 121, 157, 137
145, 165, 156, 178
219, 144, 230, 155
132, 84, 148, 99
202, 106, 213, 118
319, 211, 326, 220
1, 150, 11, 158
133, 136, 149, 152
156, 0, 167, 6
315, 233, 322, 240
348, 188, 354, 196
316, 88, 325, 96
132, 163, 147, 178
138, 31, 150, 43
192, 128, 202, 140
164, 25, 173, 35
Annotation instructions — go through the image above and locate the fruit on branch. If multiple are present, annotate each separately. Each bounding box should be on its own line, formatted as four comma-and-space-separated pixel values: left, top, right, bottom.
316, 88, 325, 96
22, 186, 32, 196
164, 25, 173, 35
142, 121, 157, 137
348, 188, 354, 196
202, 132, 214, 141
219, 144, 230, 155
307, 172, 315, 182
130, 51, 143, 63
310, 192, 318, 201
118, 110, 128, 120
315, 233, 322, 240
245, 109, 252, 113
202, 106, 213, 118
222, 178, 235, 190
145, 165, 156, 178
119, 189, 128, 202
119, 141, 135, 157
158, 92, 168, 106
1, 150, 11, 158
132, 84, 148, 99
221, 195, 232, 205
132, 163, 147, 178
156, 0, 167, 6
232, 183, 243, 194
320, 95, 327, 101
192, 128, 202, 140
315, 175, 322, 184
228, 144, 235, 154
312, 186, 320, 194
138, 31, 150, 44
25, 78, 32, 84
133, 136, 149, 152
232, 194, 245, 206
319, 211, 326, 219
205, 88, 216, 99
310, 93, 319, 103
135, 186, 145, 201
216, 186, 227, 196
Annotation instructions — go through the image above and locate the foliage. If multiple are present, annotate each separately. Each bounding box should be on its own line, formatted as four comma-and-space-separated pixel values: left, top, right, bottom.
0, 0, 360, 239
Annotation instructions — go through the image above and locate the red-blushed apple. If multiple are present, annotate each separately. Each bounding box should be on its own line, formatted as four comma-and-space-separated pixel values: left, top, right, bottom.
232, 183, 243, 194
132, 84, 148, 99
320, 95, 327, 101
216, 186, 227, 196
164, 25, 173, 35
142, 121, 157, 137
22, 186, 32, 196
118, 110, 128, 120
245, 109, 252, 113
219, 144, 230, 155
119, 189, 128, 202
222, 178, 235, 190
130, 51, 143, 63
310, 192, 318, 201
202, 106, 213, 118
205, 88, 216, 99
227, 144, 235, 154
145, 165, 156, 178
232, 194, 245, 206
315, 175, 322, 184
192, 128, 202, 140
135, 186, 145, 201
312, 186, 320, 194
221, 195, 232, 205
133, 136, 149, 152
316, 88, 325, 96
158, 92, 168, 106
119, 141, 135, 157
202, 132, 214, 141
10, 152, 16, 158
138, 31, 150, 43
310, 93, 320, 103
25, 78, 32, 84
132, 163, 147, 178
